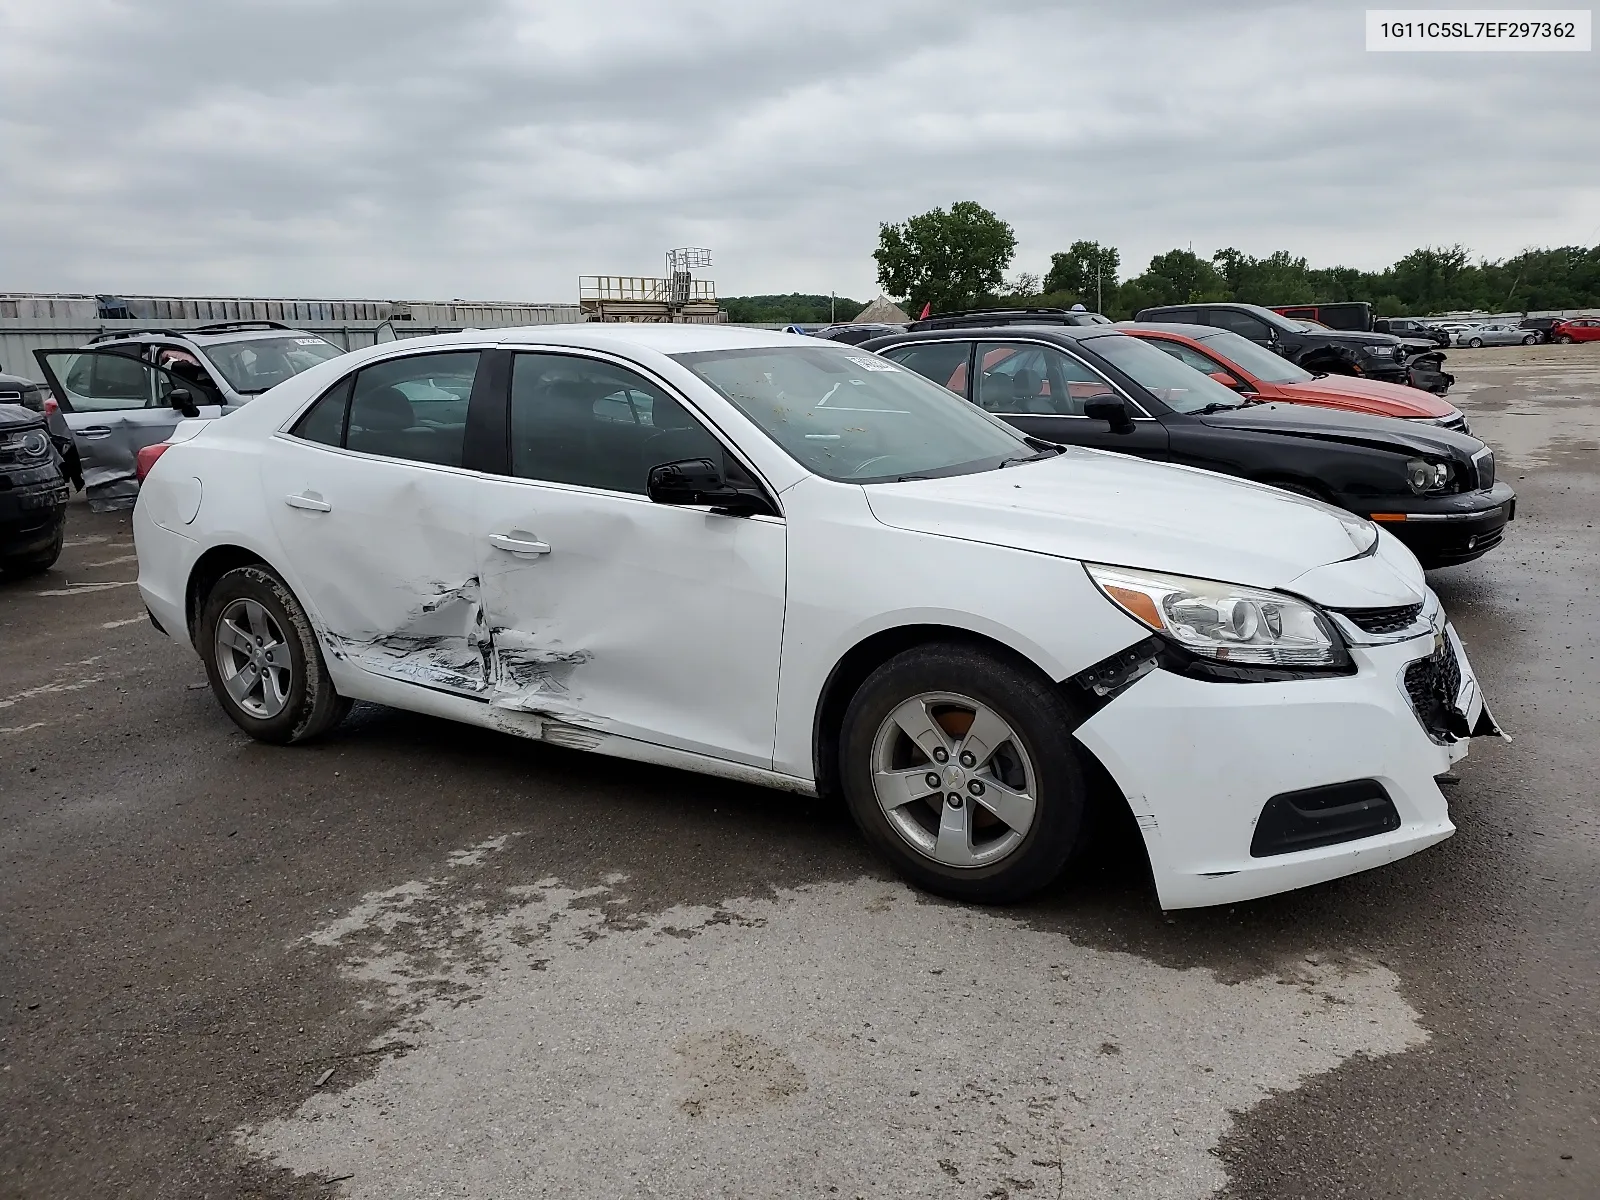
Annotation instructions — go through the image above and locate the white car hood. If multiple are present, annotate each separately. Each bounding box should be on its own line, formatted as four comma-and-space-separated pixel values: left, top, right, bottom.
863, 448, 1425, 607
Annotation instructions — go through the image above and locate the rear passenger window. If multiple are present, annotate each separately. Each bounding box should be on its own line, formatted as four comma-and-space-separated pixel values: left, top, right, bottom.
880, 343, 971, 395
292, 377, 351, 446
509, 353, 722, 494
345, 352, 479, 467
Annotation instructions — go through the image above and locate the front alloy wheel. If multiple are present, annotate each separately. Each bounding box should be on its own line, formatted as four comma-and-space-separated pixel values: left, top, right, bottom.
871, 692, 1038, 869
839, 643, 1091, 903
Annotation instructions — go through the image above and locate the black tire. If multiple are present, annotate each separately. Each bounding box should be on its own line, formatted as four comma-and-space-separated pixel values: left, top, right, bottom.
1556, 334, 1574, 344
197, 564, 350, 744
1, 520, 65, 578
1521, 334, 1537, 345
1467, 337, 1483, 348
839, 643, 1089, 904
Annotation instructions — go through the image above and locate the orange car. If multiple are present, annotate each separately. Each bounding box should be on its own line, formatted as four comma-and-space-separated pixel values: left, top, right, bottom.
1124, 323, 1470, 434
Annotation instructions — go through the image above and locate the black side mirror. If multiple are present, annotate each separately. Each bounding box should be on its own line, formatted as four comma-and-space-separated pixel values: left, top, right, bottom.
168, 388, 200, 419
647, 457, 771, 515
1083, 395, 1135, 434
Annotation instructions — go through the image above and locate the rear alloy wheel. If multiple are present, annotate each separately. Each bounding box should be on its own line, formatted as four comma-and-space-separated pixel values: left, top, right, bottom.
840, 644, 1089, 903
1557, 334, 1574, 344
199, 565, 350, 744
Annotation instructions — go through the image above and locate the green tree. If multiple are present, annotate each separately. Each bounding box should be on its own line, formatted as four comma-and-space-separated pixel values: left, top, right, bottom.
874, 201, 1017, 315
1389, 245, 1472, 312
719, 294, 864, 323
1130, 249, 1228, 307
1043, 241, 1121, 309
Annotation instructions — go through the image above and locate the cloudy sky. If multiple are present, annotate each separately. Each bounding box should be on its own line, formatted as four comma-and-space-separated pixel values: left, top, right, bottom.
1, 0, 1595, 303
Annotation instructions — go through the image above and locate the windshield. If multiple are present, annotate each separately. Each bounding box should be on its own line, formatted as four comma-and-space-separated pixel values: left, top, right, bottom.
671, 345, 1036, 482
1197, 330, 1313, 384
201, 336, 345, 394
1087, 333, 1249, 415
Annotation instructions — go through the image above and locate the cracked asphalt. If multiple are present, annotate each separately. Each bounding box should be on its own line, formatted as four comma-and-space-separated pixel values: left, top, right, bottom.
1, 344, 1596, 1198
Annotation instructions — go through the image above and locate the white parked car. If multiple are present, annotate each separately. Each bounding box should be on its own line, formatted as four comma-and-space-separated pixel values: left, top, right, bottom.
133, 326, 1502, 908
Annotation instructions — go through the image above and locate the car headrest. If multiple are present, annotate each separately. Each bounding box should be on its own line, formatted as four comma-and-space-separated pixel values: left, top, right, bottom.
1010, 368, 1042, 399
351, 384, 415, 431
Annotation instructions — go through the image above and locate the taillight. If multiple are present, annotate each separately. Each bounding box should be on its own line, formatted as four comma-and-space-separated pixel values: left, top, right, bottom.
135, 442, 171, 483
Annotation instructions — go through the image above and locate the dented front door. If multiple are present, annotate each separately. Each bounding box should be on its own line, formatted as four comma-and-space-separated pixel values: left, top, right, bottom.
470, 350, 788, 767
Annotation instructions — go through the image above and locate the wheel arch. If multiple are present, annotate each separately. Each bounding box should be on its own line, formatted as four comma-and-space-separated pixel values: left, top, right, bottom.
185, 543, 275, 642
810, 622, 1149, 888
1251, 473, 1336, 503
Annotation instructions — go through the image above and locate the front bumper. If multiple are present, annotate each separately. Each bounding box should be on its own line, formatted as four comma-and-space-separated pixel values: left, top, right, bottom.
1360, 482, 1516, 567
0, 474, 70, 558
1074, 613, 1495, 909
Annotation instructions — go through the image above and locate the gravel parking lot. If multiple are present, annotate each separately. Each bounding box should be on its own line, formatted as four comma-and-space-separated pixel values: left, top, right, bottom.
2, 346, 1596, 1199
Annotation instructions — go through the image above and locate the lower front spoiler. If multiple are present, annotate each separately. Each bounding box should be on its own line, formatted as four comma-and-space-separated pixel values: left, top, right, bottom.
1072, 631, 1486, 910
1365, 484, 1516, 568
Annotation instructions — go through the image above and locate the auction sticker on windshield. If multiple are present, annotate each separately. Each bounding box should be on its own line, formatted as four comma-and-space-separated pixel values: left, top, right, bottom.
845, 355, 898, 371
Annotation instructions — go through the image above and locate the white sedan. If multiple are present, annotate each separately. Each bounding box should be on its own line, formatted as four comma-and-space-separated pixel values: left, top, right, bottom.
132, 325, 1501, 908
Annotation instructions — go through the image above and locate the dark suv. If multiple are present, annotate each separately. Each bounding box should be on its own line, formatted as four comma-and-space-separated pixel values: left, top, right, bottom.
1136, 302, 1453, 395
0, 402, 78, 576
1373, 317, 1452, 348
909, 307, 1112, 331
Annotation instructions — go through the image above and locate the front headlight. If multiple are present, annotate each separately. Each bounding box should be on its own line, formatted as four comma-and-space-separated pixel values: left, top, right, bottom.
1, 429, 51, 458
1084, 564, 1347, 668
1405, 457, 1455, 494
1364, 344, 1403, 360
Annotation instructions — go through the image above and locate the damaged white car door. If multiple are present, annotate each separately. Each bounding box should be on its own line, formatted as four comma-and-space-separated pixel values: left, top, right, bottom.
471, 350, 787, 767
261, 349, 492, 696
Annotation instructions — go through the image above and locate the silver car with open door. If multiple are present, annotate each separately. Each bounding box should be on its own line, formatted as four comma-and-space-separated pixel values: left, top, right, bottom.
34, 349, 221, 510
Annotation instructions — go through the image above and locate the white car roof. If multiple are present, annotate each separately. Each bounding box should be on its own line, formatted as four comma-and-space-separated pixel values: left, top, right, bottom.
491, 322, 805, 353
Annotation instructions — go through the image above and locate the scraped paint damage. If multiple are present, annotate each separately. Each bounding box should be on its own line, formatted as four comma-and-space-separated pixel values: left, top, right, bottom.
325, 577, 601, 748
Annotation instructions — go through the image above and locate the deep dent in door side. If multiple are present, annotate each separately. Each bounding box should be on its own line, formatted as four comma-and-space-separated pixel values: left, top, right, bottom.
317, 574, 603, 746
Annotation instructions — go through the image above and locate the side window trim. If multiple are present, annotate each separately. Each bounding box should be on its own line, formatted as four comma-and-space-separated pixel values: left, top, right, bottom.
499, 346, 783, 515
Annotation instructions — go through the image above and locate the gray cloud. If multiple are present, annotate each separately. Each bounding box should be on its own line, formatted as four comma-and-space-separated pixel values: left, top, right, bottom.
1, 0, 1595, 302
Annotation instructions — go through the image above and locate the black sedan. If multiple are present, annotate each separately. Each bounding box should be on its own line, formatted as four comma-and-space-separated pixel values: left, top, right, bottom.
860, 326, 1515, 569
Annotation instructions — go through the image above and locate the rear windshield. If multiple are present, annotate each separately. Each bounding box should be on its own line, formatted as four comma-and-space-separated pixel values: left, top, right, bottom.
202, 336, 345, 394
671, 345, 1034, 483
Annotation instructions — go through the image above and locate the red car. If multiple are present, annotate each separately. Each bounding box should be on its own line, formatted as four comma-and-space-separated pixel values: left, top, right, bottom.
1552, 318, 1600, 344
1123, 323, 1471, 433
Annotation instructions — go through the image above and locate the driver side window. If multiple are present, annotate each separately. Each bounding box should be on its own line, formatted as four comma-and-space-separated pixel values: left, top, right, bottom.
508, 353, 723, 494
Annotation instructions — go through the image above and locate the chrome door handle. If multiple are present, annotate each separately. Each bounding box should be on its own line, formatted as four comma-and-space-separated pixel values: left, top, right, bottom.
80, 426, 112, 439
488, 533, 551, 556
285, 492, 332, 512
